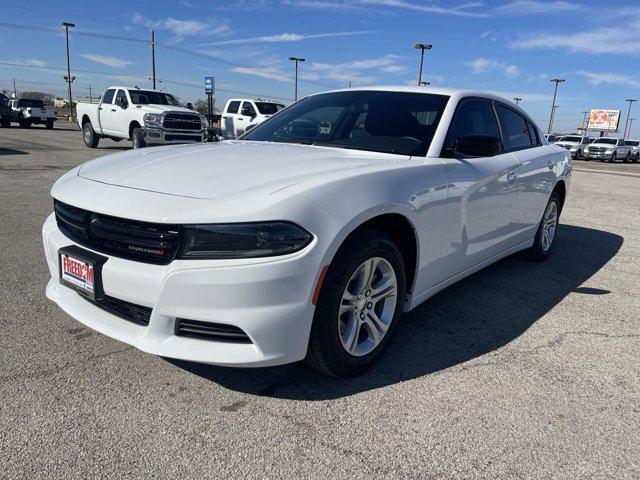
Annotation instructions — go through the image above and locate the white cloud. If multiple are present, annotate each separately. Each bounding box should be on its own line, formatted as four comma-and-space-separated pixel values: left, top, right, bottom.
205, 30, 375, 46
231, 66, 291, 82
25, 59, 47, 67
82, 54, 134, 69
466, 57, 521, 78
480, 30, 499, 42
494, 0, 583, 15
575, 70, 640, 89
356, 0, 487, 17
308, 54, 409, 84
131, 13, 232, 37
282, 0, 370, 11
509, 23, 640, 54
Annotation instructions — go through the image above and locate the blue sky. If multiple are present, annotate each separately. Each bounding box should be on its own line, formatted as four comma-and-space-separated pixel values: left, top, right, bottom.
1, 0, 639, 137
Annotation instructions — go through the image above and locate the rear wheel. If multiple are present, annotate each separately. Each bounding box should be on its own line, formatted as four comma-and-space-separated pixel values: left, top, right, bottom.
306, 230, 406, 377
45, 119, 54, 129
19, 119, 30, 128
132, 128, 146, 149
0, 118, 9, 128
82, 122, 99, 148
527, 192, 560, 261
624, 152, 631, 163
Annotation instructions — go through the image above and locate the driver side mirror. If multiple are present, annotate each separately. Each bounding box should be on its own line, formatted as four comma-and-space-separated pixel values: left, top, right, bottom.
448, 135, 502, 158
186, 102, 194, 110
116, 98, 128, 109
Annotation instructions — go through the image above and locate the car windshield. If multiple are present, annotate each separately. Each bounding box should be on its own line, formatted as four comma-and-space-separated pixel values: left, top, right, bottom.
128, 90, 182, 106
255, 102, 285, 115
561, 136, 581, 143
593, 138, 617, 145
18, 99, 44, 108
242, 90, 450, 156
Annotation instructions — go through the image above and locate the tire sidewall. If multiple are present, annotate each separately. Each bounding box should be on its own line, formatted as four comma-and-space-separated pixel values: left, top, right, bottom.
532, 192, 560, 260
83, 123, 94, 147
311, 232, 406, 376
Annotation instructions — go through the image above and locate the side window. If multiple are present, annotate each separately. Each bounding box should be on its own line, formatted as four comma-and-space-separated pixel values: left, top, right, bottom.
102, 89, 116, 104
242, 101, 257, 117
526, 119, 540, 145
447, 100, 501, 144
496, 105, 532, 150
115, 90, 128, 108
617, 139, 624, 146
226, 101, 240, 114
582, 138, 590, 144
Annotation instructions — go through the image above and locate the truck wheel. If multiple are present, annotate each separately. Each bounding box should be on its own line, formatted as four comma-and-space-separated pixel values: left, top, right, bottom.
132, 128, 146, 149
609, 153, 616, 163
19, 119, 31, 129
624, 153, 631, 163
45, 119, 54, 129
0, 119, 9, 128
82, 122, 100, 148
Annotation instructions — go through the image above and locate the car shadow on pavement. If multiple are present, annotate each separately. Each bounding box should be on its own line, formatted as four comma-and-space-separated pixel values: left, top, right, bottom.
168, 224, 623, 400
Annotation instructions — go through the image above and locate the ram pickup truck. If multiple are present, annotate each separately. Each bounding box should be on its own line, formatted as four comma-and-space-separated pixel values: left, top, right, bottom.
76, 86, 207, 149
583, 137, 634, 162
554, 135, 592, 160
221, 98, 285, 139
626, 140, 639, 162
8, 98, 57, 128
0, 92, 11, 127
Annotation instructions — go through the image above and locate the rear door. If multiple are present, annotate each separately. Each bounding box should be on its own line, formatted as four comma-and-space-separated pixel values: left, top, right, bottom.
223, 100, 240, 138
440, 98, 520, 274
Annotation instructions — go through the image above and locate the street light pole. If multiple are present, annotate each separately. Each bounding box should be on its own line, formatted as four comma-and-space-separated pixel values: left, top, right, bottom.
513, 97, 522, 105
581, 110, 589, 135
623, 98, 637, 138
62, 21, 76, 119
150, 29, 157, 90
288, 57, 305, 101
547, 78, 565, 134
414, 43, 432, 86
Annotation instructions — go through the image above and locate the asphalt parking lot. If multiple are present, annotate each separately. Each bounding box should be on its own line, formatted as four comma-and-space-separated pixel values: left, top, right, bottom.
1, 126, 638, 479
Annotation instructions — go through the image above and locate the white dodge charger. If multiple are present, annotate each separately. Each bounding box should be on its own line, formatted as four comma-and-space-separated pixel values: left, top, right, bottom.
43, 87, 571, 377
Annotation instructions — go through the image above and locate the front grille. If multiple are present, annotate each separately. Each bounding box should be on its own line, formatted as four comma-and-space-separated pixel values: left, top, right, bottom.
163, 113, 202, 131
80, 294, 152, 326
589, 147, 607, 153
174, 318, 252, 343
54, 200, 181, 265
165, 134, 202, 142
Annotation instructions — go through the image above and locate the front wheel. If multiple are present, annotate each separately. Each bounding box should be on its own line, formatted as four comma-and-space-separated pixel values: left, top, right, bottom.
306, 230, 406, 377
19, 119, 30, 128
624, 153, 631, 163
45, 119, 54, 129
0, 118, 9, 128
527, 192, 560, 261
82, 122, 99, 148
132, 128, 146, 149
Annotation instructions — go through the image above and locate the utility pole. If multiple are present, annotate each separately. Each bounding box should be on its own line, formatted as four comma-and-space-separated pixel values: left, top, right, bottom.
12, 78, 17, 97
414, 43, 432, 86
627, 118, 634, 137
62, 21, 76, 119
288, 57, 305, 101
547, 78, 565, 134
513, 97, 522, 106
623, 98, 637, 138
581, 110, 590, 135
150, 29, 157, 89
88, 85, 93, 103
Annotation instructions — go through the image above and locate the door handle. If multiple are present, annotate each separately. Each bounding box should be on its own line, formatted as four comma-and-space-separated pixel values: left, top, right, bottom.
547, 160, 555, 170
507, 170, 517, 183
97, 107, 102, 110
237, 118, 244, 121
110, 109, 116, 112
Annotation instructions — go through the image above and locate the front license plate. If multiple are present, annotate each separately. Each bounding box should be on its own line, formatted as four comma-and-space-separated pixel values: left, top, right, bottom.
40, 117, 46, 121
60, 252, 96, 299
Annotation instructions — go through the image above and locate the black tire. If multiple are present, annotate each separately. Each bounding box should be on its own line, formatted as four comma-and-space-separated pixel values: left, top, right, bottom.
575, 150, 581, 160
624, 153, 631, 163
306, 230, 406, 377
0, 118, 9, 128
635, 154, 640, 163
132, 128, 146, 148
82, 122, 99, 148
45, 119, 54, 129
19, 119, 31, 129
527, 192, 561, 262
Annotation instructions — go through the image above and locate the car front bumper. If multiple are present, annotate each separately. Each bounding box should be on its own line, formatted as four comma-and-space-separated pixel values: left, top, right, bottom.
143, 126, 206, 145
584, 152, 613, 160
42, 213, 320, 367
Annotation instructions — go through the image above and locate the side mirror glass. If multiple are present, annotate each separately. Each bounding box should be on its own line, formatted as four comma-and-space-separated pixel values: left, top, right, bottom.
450, 135, 502, 157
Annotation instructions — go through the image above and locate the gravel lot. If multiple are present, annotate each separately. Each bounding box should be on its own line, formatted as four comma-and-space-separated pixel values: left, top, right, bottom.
1, 125, 638, 479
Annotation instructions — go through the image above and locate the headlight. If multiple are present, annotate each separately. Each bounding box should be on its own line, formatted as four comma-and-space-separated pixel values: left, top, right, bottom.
570, 147, 577, 152
178, 222, 313, 259
144, 113, 162, 126
605, 149, 614, 153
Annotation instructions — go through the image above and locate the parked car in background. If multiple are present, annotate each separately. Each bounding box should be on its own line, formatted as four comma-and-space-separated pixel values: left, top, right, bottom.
43, 86, 570, 377
544, 133, 559, 143
76, 86, 207, 149
221, 98, 285, 139
9, 98, 57, 128
626, 140, 639, 162
0, 92, 11, 127
584, 137, 634, 162
554, 135, 592, 160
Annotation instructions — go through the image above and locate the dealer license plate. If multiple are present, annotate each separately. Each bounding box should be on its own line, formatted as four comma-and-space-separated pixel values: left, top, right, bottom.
59, 251, 96, 300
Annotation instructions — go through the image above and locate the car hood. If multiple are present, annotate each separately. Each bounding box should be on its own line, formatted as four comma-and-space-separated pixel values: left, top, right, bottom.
555, 141, 579, 147
77, 141, 398, 200
136, 105, 199, 114
589, 143, 616, 147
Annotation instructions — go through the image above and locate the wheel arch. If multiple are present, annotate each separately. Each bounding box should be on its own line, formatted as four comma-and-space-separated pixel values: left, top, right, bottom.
129, 121, 142, 140
552, 179, 566, 213
81, 114, 91, 126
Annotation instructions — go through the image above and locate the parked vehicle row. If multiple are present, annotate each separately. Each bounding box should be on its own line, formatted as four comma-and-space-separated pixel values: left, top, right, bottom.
76, 86, 208, 149
43, 86, 571, 377
548, 133, 639, 162
221, 98, 285, 139
0, 96, 57, 129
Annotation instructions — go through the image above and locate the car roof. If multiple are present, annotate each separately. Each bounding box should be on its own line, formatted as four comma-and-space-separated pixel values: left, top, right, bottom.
107, 86, 162, 92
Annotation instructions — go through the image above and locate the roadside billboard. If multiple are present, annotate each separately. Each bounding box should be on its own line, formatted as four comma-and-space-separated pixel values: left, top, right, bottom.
588, 109, 621, 132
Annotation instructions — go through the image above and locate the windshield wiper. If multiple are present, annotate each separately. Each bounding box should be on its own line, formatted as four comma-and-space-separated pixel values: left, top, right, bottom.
312, 142, 398, 154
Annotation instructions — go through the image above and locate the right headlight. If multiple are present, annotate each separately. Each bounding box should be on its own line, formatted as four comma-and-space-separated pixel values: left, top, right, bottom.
144, 113, 163, 126
178, 222, 313, 259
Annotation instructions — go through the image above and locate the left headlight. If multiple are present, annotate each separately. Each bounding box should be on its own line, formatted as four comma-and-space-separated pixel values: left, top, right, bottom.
144, 113, 163, 126
178, 222, 313, 259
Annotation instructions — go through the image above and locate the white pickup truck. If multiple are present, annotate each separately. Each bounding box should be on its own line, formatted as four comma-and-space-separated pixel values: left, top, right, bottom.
221, 98, 285, 139
76, 86, 207, 149
9, 98, 57, 129
583, 137, 634, 162
553, 134, 591, 159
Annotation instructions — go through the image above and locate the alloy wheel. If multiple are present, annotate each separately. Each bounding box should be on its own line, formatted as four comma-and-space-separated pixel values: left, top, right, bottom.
541, 202, 558, 252
338, 257, 397, 357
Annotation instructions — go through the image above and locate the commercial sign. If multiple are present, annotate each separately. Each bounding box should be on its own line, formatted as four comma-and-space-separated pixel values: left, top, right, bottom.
588, 109, 621, 132
204, 76, 214, 94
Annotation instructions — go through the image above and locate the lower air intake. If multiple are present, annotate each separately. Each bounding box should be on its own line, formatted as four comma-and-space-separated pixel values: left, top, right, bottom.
174, 318, 252, 343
